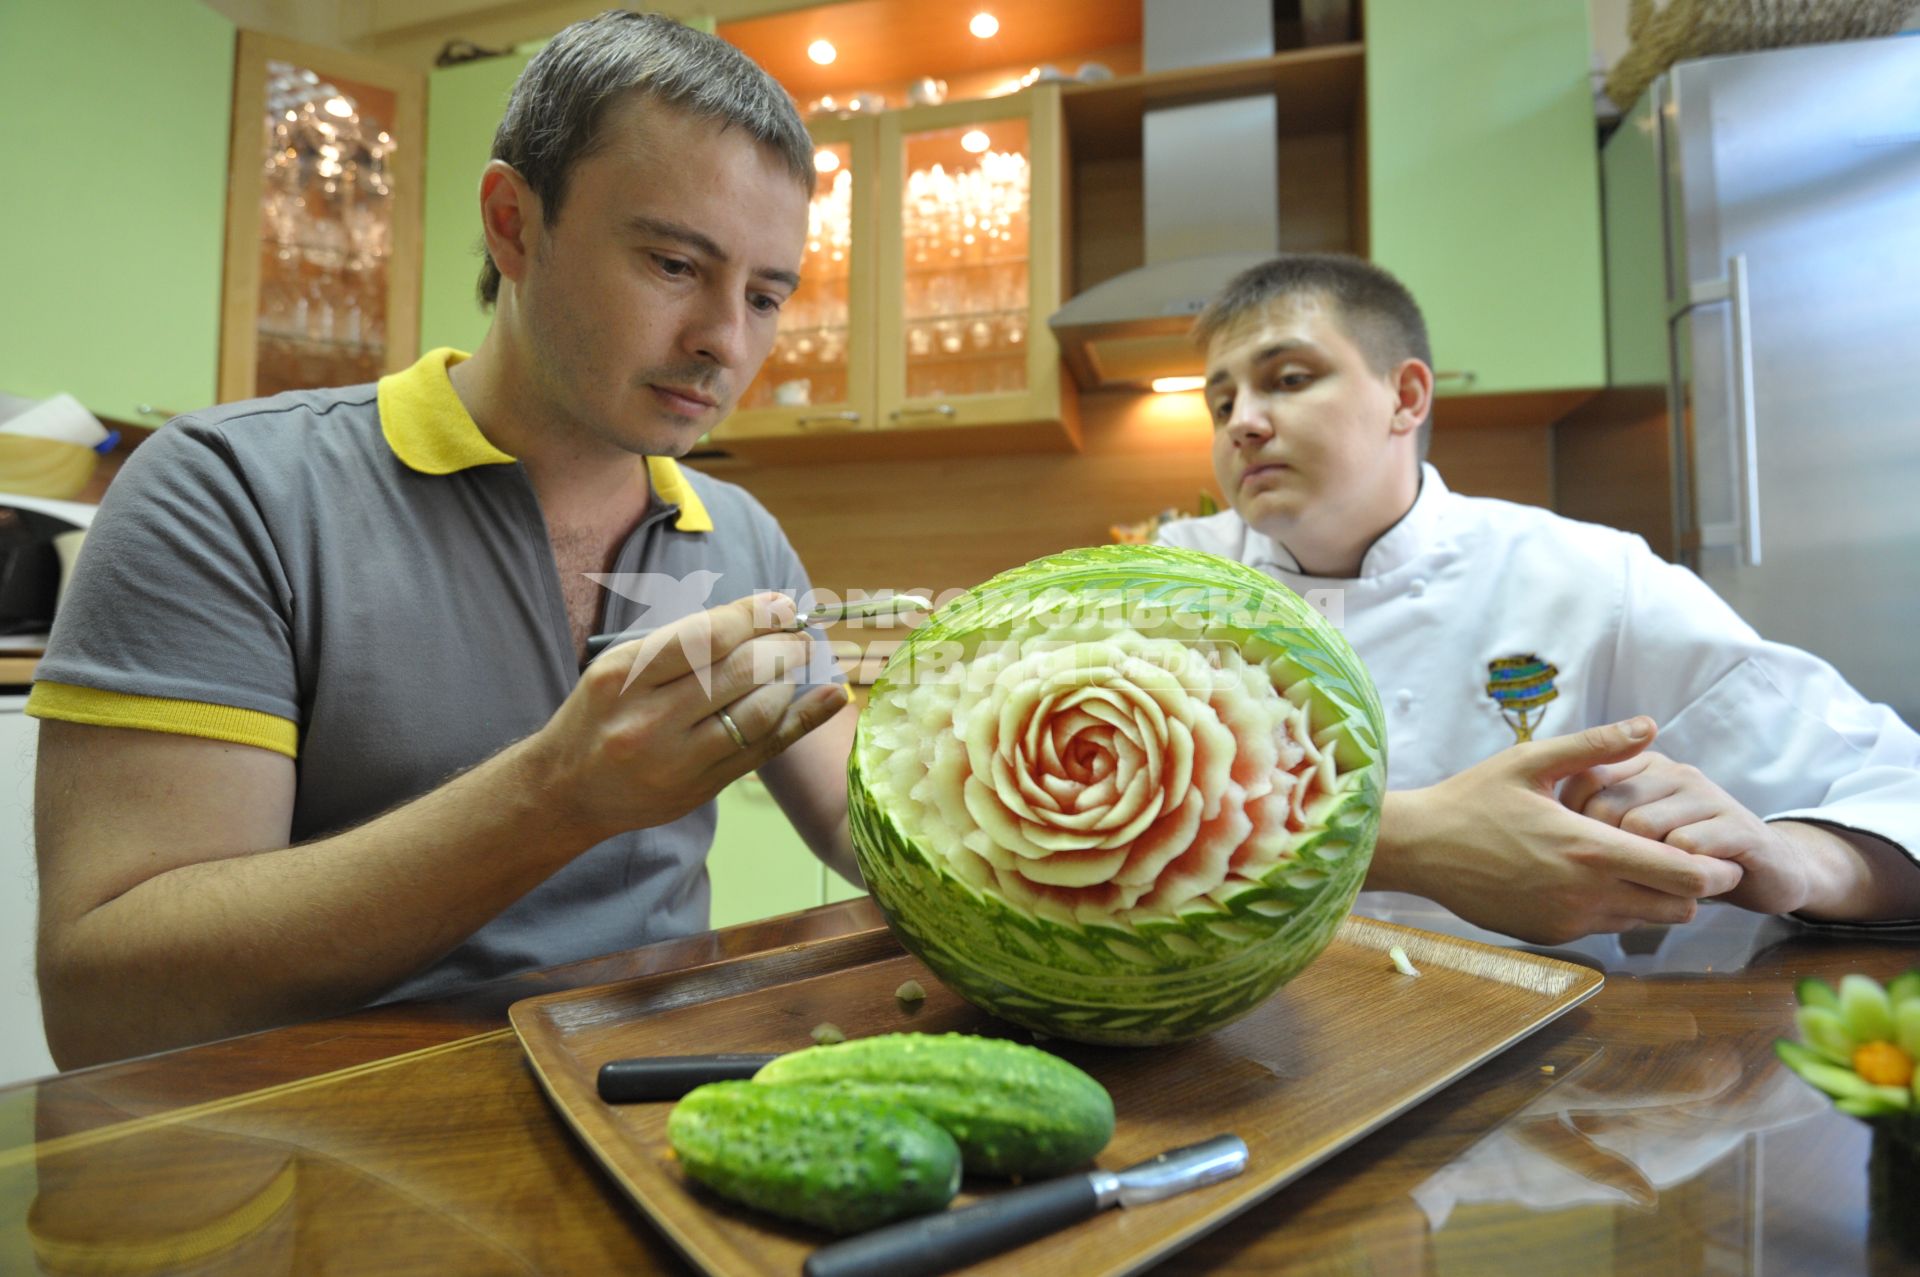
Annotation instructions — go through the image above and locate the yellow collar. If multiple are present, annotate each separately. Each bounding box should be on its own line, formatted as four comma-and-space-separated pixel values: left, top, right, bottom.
376, 348, 713, 533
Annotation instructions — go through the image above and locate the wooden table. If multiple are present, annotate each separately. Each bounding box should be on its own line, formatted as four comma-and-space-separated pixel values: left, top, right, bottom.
3, 896, 1917, 1275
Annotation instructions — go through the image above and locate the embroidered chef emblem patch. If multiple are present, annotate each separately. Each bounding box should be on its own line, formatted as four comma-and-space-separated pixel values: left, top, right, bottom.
1486, 655, 1559, 743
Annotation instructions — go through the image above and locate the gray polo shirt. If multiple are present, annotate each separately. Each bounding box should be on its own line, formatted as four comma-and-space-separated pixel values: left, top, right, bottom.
31, 348, 835, 1003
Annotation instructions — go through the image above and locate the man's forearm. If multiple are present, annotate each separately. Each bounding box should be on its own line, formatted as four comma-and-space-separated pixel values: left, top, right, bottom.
39, 735, 595, 1068
1775, 820, 1920, 923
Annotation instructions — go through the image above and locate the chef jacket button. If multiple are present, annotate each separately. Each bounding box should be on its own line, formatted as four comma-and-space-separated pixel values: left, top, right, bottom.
1395, 689, 1415, 711
1408, 579, 1427, 598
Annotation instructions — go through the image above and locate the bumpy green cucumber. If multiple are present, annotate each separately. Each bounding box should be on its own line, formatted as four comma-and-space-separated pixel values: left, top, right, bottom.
754, 1032, 1114, 1177
667, 1081, 960, 1235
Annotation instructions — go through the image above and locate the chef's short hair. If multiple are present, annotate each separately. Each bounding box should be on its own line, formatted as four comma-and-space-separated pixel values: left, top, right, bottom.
477, 10, 815, 307
1194, 254, 1434, 458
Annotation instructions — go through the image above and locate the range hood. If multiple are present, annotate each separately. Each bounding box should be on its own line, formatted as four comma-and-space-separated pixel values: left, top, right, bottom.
1049, 0, 1281, 390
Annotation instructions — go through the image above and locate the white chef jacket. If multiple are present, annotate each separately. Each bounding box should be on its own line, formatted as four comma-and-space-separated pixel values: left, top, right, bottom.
1156, 464, 1920, 877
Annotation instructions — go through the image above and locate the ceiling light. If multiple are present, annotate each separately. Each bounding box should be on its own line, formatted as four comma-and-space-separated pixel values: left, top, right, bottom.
970, 12, 999, 38
323, 96, 353, 118
807, 39, 837, 65
1151, 376, 1207, 393
814, 148, 841, 173
960, 129, 991, 153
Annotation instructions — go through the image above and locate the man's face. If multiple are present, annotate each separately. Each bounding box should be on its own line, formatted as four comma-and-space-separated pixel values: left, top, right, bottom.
513, 96, 809, 456
1202, 295, 1418, 552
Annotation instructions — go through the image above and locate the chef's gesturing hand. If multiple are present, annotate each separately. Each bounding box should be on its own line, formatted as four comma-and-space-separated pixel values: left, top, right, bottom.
1373, 718, 1746, 945
531, 591, 848, 843
1559, 748, 1812, 915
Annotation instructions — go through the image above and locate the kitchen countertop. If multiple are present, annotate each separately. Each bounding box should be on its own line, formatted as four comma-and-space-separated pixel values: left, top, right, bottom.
2, 897, 1915, 1274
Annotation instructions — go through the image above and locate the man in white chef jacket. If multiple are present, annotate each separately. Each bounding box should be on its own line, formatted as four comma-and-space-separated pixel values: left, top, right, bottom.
1156, 253, 1920, 944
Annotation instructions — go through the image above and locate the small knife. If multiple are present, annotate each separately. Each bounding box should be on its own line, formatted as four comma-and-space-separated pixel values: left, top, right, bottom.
784, 593, 932, 631
802, 1134, 1250, 1277
596, 1053, 779, 1103
585, 593, 931, 659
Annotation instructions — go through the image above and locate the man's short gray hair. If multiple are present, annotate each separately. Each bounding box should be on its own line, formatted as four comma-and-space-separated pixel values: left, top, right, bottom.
477, 10, 815, 306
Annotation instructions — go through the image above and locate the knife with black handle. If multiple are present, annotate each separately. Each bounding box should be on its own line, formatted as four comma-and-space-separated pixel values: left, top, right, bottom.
595, 1053, 779, 1103
802, 1134, 1249, 1277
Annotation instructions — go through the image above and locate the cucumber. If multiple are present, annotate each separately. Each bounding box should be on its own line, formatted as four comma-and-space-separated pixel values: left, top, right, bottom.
754, 1032, 1115, 1177
667, 1081, 960, 1235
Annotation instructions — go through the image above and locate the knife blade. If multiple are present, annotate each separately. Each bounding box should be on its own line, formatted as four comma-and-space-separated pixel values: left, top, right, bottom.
595, 1053, 779, 1103
802, 1134, 1249, 1277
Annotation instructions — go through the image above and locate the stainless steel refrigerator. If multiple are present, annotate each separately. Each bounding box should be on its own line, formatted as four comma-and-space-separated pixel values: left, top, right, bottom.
1601, 35, 1920, 724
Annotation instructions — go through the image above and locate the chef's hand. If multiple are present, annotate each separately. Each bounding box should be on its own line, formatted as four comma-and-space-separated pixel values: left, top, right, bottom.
528, 591, 848, 843
1559, 749, 1822, 915
1372, 718, 1745, 945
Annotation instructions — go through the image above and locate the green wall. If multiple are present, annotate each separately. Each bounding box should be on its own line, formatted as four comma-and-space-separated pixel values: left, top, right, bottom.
419, 50, 536, 357
0, 0, 234, 422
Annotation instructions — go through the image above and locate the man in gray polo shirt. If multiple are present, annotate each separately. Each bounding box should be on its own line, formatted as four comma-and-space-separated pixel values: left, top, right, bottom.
29, 14, 855, 1067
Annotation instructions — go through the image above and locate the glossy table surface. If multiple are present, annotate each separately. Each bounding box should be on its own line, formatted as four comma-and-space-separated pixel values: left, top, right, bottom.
4, 894, 1918, 1276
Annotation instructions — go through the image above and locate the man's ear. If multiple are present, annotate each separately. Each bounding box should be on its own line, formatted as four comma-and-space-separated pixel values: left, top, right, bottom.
1389, 358, 1435, 437
478, 160, 541, 287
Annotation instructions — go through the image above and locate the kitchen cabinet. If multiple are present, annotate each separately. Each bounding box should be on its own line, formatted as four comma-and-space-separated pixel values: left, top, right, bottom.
708, 774, 828, 929
1365, 0, 1606, 396
0, 700, 55, 1087
0, 0, 233, 425
707, 115, 880, 450
218, 32, 425, 404
710, 773, 869, 928
824, 867, 869, 907
713, 86, 1079, 461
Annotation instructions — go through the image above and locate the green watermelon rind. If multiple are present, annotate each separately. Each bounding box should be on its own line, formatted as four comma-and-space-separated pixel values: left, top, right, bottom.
848, 544, 1386, 1046
849, 758, 1379, 1045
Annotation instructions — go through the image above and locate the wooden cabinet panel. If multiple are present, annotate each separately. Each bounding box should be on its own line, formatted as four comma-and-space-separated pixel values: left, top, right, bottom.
1365, 0, 1606, 396
0, 0, 234, 424
709, 115, 880, 448
875, 86, 1078, 449
218, 33, 425, 404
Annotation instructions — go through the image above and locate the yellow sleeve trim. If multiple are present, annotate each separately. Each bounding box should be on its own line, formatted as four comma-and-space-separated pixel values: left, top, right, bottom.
25, 682, 299, 759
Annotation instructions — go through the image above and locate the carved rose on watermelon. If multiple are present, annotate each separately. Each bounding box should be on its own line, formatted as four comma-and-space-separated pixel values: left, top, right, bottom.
915, 634, 1333, 924
850, 545, 1385, 1046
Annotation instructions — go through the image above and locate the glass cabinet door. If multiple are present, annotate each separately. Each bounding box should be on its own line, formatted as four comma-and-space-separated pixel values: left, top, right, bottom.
900, 116, 1030, 401
878, 86, 1067, 436
714, 116, 875, 444
220, 33, 422, 404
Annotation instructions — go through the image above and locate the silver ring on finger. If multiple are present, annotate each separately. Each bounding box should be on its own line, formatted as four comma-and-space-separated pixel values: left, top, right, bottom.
715, 706, 750, 751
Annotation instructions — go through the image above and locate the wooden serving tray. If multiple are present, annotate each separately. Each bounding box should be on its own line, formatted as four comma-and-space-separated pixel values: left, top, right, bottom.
511, 915, 1602, 1277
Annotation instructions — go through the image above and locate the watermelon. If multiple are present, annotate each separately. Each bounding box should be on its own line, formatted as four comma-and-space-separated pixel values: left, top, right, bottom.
849, 544, 1386, 1046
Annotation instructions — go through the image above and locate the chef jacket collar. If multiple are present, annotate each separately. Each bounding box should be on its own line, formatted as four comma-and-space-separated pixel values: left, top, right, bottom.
1249, 463, 1448, 580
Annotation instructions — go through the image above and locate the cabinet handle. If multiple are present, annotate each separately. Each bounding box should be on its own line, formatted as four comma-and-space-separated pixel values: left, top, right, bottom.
796, 411, 862, 431
1432, 371, 1477, 386
888, 404, 958, 421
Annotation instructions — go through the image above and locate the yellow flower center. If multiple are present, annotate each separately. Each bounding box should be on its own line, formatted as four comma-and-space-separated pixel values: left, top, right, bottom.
1852, 1040, 1914, 1088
